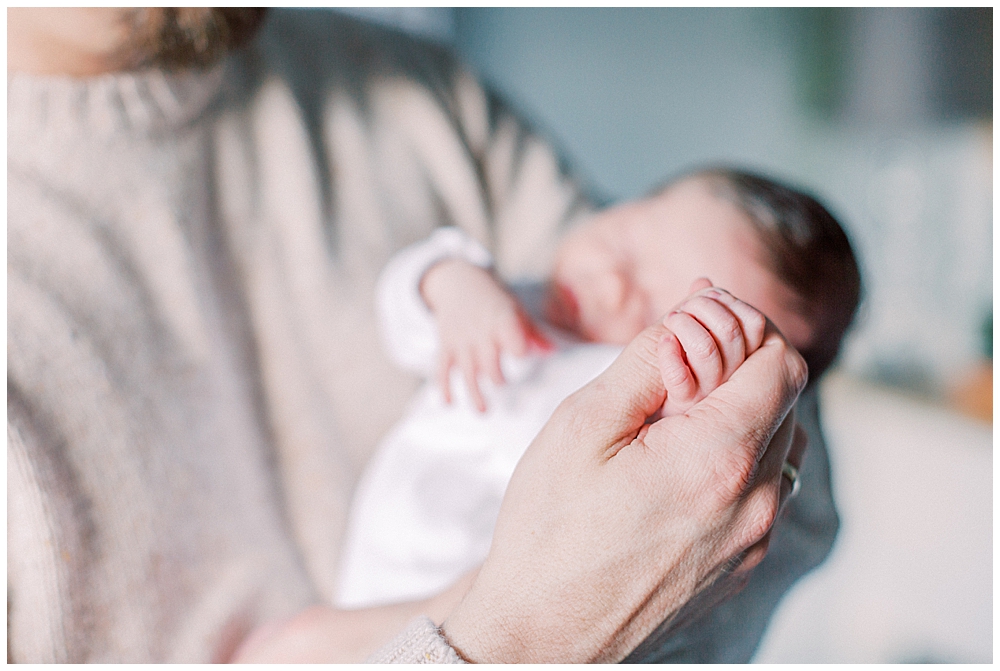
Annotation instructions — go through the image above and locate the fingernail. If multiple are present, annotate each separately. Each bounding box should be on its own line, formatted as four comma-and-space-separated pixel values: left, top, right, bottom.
705, 289, 721, 299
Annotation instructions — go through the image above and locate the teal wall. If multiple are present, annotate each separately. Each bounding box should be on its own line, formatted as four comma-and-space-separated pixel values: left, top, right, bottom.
454, 8, 804, 202
452, 8, 992, 393
330, 7, 992, 394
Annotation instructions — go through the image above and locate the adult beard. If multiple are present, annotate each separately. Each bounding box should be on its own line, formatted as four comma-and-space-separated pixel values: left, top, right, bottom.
114, 8, 268, 71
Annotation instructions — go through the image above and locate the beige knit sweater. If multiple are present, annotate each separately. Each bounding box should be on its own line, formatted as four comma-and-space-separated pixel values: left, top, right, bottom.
7, 10, 589, 662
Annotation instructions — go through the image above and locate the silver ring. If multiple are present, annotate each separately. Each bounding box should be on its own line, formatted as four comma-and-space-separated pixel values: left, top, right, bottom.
781, 462, 801, 499
721, 550, 747, 574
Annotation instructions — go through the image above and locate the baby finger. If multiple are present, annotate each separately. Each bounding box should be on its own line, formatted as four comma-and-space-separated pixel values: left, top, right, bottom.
482, 341, 505, 386
658, 330, 698, 411
498, 319, 529, 358
664, 309, 724, 395
676, 294, 746, 382
700, 288, 767, 355
520, 314, 554, 353
459, 349, 487, 413
438, 351, 456, 405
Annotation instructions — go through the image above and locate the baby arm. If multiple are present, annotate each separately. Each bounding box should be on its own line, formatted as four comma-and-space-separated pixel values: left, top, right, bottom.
421, 259, 552, 412
658, 285, 768, 417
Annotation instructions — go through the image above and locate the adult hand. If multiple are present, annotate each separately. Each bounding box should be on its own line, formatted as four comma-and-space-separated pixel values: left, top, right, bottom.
441, 300, 808, 663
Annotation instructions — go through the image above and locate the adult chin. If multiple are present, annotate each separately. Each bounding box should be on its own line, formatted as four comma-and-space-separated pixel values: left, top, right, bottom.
8, 8, 270, 77
113, 8, 268, 71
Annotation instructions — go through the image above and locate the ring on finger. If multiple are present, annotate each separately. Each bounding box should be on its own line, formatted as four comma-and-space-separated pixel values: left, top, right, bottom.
721, 550, 747, 574
781, 461, 801, 499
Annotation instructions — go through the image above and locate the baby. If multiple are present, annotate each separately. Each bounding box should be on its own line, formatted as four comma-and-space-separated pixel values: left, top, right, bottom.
334, 168, 860, 608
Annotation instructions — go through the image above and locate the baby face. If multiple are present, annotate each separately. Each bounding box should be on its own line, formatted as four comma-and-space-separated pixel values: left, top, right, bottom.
545, 177, 812, 350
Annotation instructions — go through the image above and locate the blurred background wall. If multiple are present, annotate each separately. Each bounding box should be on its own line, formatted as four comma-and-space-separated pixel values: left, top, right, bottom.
339, 7, 993, 407
334, 7, 993, 663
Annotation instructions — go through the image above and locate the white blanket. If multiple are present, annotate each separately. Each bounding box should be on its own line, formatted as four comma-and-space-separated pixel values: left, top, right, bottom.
335, 340, 621, 608
335, 227, 621, 607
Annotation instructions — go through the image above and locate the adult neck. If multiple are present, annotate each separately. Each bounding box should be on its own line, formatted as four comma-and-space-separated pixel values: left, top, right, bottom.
8, 8, 131, 76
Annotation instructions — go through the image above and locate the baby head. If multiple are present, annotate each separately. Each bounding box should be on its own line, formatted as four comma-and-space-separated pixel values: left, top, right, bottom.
545, 168, 861, 382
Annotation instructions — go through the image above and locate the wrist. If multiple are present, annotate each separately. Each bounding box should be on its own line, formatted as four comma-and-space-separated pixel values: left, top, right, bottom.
440, 591, 529, 663
420, 258, 489, 312
440, 573, 590, 664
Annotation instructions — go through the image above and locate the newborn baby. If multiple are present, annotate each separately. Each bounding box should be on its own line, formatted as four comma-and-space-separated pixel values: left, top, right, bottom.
335, 169, 860, 608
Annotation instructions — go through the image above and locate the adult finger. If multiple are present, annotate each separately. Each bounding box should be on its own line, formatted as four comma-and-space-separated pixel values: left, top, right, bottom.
560, 319, 673, 453
778, 423, 807, 506
690, 324, 807, 458
756, 406, 797, 493
724, 408, 798, 563
724, 405, 809, 576
728, 419, 806, 577
659, 324, 806, 518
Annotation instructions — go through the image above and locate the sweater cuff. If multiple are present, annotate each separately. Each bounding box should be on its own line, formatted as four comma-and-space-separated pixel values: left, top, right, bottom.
366, 616, 466, 664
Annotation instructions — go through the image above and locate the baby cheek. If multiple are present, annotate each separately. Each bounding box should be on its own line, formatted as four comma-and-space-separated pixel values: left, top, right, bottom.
629, 297, 656, 338
597, 297, 650, 345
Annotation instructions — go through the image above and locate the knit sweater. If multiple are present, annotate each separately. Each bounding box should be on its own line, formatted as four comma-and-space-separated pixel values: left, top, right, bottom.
7, 10, 589, 662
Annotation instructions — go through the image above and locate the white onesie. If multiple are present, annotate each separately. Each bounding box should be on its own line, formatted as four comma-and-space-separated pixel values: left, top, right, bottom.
334, 227, 622, 608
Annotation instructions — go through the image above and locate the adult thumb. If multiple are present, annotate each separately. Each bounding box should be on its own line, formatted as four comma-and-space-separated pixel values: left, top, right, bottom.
687, 324, 808, 464
563, 320, 674, 455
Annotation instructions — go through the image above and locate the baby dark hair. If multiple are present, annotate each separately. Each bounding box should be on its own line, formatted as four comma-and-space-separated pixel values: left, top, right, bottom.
684, 168, 862, 383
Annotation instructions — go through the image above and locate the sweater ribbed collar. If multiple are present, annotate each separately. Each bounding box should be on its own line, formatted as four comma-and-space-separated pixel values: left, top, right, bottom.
7, 64, 225, 140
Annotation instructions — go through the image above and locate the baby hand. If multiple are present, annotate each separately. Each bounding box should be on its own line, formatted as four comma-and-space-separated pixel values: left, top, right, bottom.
657, 284, 768, 417
421, 259, 553, 412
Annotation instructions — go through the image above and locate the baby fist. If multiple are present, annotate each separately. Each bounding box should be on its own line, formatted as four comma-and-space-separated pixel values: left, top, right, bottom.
657, 285, 768, 417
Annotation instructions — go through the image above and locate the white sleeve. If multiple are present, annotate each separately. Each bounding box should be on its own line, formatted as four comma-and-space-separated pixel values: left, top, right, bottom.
376, 227, 493, 376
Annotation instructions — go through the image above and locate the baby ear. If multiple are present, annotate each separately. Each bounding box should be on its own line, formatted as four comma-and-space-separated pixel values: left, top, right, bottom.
688, 277, 714, 295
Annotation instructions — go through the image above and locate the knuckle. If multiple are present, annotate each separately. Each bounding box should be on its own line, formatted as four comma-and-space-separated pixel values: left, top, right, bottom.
785, 346, 809, 392
687, 331, 717, 359
663, 363, 691, 387
744, 494, 779, 545
549, 391, 594, 442
558, 387, 589, 416
693, 294, 720, 309
741, 311, 766, 342
740, 539, 770, 572
664, 310, 687, 327
679, 296, 708, 313
717, 318, 743, 346
747, 310, 767, 333
713, 450, 758, 503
